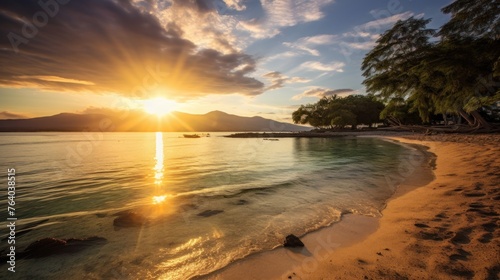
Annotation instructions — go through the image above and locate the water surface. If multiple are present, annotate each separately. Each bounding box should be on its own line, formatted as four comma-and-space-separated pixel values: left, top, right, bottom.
0, 132, 417, 279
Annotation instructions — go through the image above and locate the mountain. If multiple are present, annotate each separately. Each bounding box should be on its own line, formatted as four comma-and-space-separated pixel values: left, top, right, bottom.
0, 111, 309, 132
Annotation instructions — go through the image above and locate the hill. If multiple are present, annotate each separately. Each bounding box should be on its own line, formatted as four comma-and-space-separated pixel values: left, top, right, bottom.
0, 111, 309, 132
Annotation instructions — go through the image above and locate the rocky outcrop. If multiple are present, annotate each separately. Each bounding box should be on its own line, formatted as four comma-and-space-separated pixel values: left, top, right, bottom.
197, 210, 224, 217
284, 234, 304, 247
23, 236, 107, 258
113, 211, 147, 227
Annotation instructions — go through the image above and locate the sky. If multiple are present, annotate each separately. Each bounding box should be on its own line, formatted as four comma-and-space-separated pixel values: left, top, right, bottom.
0, 0, 453, 123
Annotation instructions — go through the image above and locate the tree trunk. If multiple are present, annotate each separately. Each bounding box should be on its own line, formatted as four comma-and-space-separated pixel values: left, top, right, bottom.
458, 109, 474, 126
470, 110, 491, 129
442, 113, 448, 125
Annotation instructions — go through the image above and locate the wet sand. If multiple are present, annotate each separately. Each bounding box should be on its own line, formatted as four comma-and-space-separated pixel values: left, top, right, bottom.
204, 134, 500, 280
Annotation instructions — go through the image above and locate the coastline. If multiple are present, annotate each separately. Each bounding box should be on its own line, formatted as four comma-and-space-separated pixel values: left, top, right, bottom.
203, 134, 499, 280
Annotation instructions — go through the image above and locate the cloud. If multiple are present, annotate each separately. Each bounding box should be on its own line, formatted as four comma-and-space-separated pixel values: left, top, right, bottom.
239, 0, 335, 39
288, 77, 311, 83
223, 0, 246, 11
336, 12, 419, 55
342, 31, 380, 40
149, 0, 245, 53
361, 11, 415, 30
340, 41, 377, 50
17, 76, 96, 86
265, 51, 300, 62
0, 111, 27, 119
299, 61, 345, 72
263, 72, 311, 91
292, 88, 355, 100
263, 71, 287, 90
168, 0, 215, 13
283, 34, 337, 56
0, 0, 264, 98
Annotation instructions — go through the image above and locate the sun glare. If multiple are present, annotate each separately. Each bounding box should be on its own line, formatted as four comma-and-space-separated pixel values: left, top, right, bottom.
143, 97, 178, 117
152, 195, 168, 204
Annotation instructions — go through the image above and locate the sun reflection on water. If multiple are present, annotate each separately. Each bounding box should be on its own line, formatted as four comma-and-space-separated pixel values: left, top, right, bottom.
152, 195, 168, 204
154, 132, 164, 186
152, 132, 169, 206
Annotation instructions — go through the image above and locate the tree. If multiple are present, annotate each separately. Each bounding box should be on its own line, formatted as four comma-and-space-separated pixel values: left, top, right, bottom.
439, 0, 500, 39
292, 95, 384, 129
416, 38, 500, 128
292, 98, 332, 128
330, 109, 356, 128
362, 17, 435, 100
362, 12, 500, 131
380, 98, 423, 126
344, 95, 385, 128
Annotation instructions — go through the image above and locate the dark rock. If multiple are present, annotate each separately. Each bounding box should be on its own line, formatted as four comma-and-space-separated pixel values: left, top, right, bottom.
197, 210, 224, 217
23, 236, 107, 258
24, 238, 67, 258
236, 199, 248, 205
113, 211, 147, 227
284, 234, 304, 247
414, 223, 430, 228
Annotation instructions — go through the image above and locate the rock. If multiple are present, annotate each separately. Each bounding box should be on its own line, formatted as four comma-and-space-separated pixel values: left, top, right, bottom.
113, 211, 147, 227
23, 236, 107, 258
284, 234, 304, 247
236, 199, 248, 205
197, 210, 224, 217
24, 238, 67, 258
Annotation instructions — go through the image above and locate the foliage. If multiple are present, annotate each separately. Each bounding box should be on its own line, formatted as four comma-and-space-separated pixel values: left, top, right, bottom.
361, 0, 500, 129
380, 98, 422, 126
292, 95, 384, 129
439, 0, 500, 39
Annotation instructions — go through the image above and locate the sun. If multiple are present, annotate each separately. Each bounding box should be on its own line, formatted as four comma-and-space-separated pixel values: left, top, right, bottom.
142, 97, 178, 117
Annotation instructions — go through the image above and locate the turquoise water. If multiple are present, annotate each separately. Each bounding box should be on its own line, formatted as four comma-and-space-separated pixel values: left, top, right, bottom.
0, 132, 419, 279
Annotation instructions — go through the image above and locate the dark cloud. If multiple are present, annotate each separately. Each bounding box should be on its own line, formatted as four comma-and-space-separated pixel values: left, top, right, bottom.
0, 0, 263, 98
293, 88, 355, 100
323, 88, 355, 96
171, 0, 215, 13
263, 71, 286, 91
0, 111, 27, 119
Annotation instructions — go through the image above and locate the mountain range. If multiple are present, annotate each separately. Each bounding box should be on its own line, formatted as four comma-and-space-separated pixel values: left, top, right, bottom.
0, 110, 309, 132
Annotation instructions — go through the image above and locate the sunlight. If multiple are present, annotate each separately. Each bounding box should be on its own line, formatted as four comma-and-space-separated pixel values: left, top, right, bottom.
143, 97, 178, 117
152, 195, 168, 204
151, 133, 170, 207
154, 132, 164, 186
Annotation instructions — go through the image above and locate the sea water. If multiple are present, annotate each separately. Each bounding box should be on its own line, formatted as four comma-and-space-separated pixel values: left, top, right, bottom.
0, 132, 421, 279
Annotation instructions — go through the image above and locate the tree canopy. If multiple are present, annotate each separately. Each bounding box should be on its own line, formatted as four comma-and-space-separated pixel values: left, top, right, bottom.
291, 0, 499, 131
292, 95, 384, 129
361, 0, 500, 130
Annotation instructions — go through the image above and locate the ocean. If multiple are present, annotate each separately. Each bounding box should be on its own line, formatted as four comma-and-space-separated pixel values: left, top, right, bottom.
0, 132, 424, 279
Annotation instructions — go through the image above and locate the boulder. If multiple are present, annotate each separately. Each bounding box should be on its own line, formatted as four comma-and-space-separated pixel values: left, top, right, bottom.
23, 236, 107, 258
197, 209, 224, 217
284, 234, 304, 247
113, 211, 147, 227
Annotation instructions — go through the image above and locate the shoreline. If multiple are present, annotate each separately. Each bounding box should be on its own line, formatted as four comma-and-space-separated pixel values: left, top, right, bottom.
223, 130, 409, 138
305, 134, 499, 279
201, 135, 438, 280
203, 134, 500, 279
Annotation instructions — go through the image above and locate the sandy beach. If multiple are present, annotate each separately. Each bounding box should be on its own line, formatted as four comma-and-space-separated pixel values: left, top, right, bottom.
206, 134, 500, 280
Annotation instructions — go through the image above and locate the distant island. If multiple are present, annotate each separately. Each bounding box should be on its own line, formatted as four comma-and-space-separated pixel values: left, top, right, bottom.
0, 110, 309, 132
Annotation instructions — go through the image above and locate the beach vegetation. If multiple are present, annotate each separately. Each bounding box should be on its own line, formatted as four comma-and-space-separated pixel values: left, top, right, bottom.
292, 94, 384, 129
361, 0, 500, 132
